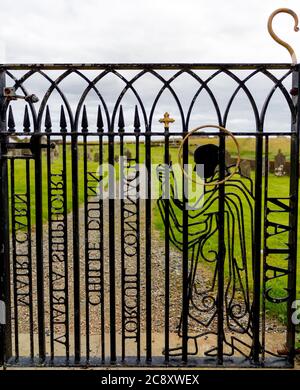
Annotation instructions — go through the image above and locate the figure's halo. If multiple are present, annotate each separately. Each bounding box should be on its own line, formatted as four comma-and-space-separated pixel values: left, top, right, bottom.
177, 124, 241, 186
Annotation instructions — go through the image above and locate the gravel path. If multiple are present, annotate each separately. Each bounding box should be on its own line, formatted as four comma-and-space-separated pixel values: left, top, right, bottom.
11, 198, 287, 359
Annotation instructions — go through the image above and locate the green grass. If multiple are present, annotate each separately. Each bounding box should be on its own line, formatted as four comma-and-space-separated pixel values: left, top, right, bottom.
152, 172, 299, 321
9, 147, 100, 224
8, 137, 300, 327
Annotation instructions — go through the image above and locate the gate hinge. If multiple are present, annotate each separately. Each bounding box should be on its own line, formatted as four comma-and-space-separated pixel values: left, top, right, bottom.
3, 87, 39, 104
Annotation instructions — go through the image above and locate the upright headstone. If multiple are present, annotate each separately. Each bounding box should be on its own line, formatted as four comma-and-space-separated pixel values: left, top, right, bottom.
88, 146, 94, 161
125, 149, 132, 159
274, 149, 286, 176
53, 143, 59, 158
240, 159, 251, 178
225, 150, 231, 166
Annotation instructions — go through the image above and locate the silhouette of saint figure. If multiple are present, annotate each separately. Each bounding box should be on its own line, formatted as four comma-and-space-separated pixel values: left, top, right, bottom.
157, 143, 255, 358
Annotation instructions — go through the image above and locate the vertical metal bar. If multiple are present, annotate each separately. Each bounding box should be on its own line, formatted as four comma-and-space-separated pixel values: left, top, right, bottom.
25, 160, 34, 360
164, 125, 170, 362
182, 128, 188, 363
120, 107, 141, 361
145, 125, 152, 362
286, 69, 300, 365
217, 132, 225, 365
98, 130, 105, 363
83, 131, 90, 363
108, 128, 116, 363
47, 134, 54, 360
34, 131, 46, 362
120, 131, 125, 361
262, 135, 269, 365
253, 124, 263, 365
0, 72, 12, 365
62, 133, 70, 361
47, 112, 70, 363
135, 131, 141, 361
10, 160, 19, 359
71, 130, 81, 362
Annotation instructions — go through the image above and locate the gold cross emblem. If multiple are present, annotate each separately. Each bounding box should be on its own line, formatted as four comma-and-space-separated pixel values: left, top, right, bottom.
159, 112, 175, 129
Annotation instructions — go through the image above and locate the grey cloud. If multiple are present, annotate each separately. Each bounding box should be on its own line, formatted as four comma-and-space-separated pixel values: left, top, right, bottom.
0, 0, 299, 134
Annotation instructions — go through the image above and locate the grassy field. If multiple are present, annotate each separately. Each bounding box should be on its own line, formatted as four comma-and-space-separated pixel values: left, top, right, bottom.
8, 136, 300, 326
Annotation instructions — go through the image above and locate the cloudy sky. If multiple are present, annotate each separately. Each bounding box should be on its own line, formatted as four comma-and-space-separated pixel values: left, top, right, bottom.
1, 0, 300, 63
0, 0, 300, 133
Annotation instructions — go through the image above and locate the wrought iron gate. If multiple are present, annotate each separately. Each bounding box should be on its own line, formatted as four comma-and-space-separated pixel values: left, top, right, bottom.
0, 62, 299, 368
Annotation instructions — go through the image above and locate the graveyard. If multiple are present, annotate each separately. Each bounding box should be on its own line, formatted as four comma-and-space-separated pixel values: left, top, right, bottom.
6, 136, 300, 329
1, 2, 300, 377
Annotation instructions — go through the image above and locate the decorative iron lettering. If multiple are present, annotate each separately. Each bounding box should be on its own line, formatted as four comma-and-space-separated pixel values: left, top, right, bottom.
121, 157, 139, 343
13, 194, 31, 306
264, 197, 292, 304
86, 171, 103, 306
49, 172, 68, 347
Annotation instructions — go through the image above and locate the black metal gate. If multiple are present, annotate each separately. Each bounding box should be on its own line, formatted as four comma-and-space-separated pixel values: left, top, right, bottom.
0, 63, 299, 368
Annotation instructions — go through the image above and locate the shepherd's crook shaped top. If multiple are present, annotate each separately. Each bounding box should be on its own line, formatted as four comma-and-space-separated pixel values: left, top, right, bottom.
268, 8, 299, 64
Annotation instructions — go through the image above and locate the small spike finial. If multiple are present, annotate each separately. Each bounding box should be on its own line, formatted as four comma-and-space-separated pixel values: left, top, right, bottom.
45, 105, 52, 132
97, 105, 104, 132
8, 106, 16, 132
81, 105, 88, 133
134, 105, 140, 132
59, 106, 67, 132
118, 105, 125, 132
23, 105, 31, 133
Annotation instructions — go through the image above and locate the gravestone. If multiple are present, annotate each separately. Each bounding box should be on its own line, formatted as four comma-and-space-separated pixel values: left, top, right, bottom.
274, 149, 286, 176
124, 149, 132, 159
240, 159, 251, 178
225, 150, 231, 166
53, 143, 59, 158
88, 147, 94, 161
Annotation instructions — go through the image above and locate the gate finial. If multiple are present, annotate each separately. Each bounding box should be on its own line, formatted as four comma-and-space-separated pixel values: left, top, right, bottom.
268, 8, 299, 64
159, 112, 175, 129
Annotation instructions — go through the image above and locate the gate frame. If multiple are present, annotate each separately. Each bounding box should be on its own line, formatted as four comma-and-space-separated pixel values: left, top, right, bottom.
286, 69, 300, 365
0, 62, 298, 368
0, 70, 12, 365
